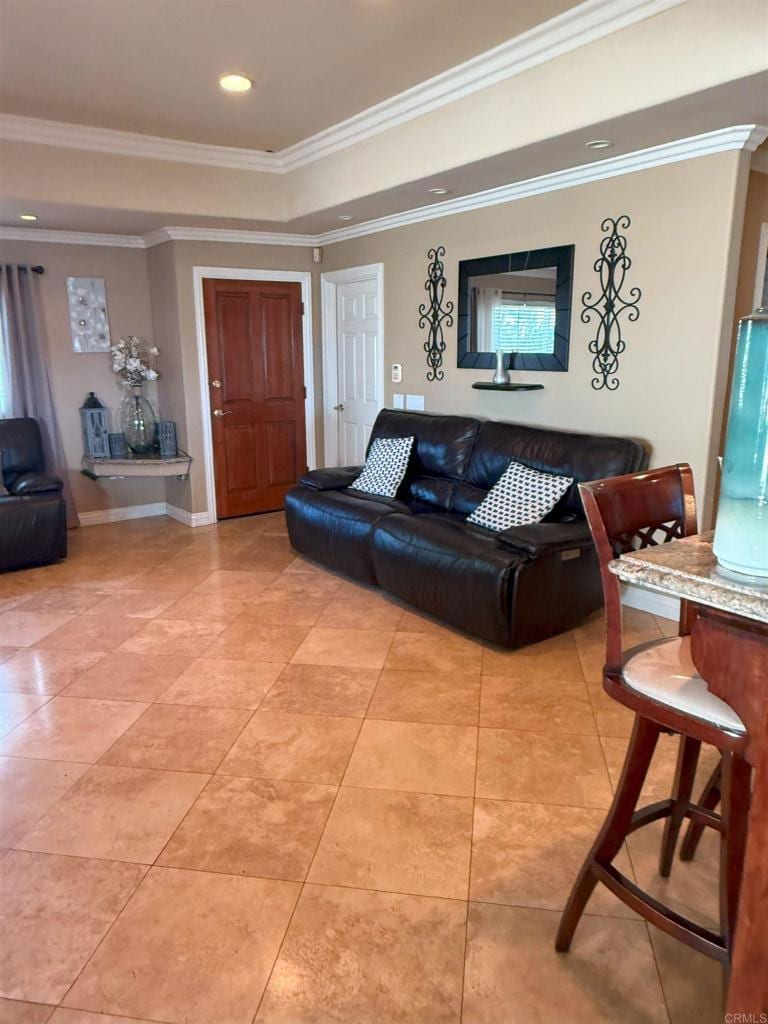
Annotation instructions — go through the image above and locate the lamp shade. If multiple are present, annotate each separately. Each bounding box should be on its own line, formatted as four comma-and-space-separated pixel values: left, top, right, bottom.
713, 307, 768, 576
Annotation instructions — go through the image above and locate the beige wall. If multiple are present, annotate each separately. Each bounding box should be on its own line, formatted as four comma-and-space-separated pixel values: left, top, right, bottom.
2, 151, 753, 525
0, 239, 164, 512
321, 150, 750, 525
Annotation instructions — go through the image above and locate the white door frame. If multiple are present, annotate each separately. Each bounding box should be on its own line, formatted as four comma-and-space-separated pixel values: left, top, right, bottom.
320, 263, 384, 467
192, 265, 316, 523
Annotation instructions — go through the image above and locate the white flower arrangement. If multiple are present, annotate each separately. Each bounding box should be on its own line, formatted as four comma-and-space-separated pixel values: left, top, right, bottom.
111, 336, 160, 388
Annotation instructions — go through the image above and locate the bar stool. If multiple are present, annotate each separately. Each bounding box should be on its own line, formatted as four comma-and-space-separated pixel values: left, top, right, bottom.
556, 464, 751, 965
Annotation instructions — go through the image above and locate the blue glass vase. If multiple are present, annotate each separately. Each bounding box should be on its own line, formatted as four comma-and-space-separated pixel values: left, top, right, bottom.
713, 307, 768, 577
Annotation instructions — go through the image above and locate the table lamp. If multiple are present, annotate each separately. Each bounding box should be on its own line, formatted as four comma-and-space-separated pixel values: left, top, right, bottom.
713, 306, 768, 577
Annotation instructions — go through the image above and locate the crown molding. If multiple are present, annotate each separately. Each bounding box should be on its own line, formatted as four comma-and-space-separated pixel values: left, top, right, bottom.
2, 123, 762, 252
0, 113, 280, 172
314, 123, 768, 244
0, 226, 145, 247
279, 0, 687, 170
0, 0, 686, 173
143, 226, 316, 247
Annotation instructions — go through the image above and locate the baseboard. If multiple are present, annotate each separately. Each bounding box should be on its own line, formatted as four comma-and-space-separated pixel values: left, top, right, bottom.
79, 502, 214, 528
166, 504, 216, 528
78, 502, 168, 526
621, 582, 681, 622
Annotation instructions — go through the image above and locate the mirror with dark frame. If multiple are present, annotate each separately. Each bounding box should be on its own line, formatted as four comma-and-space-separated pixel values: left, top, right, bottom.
457, 244, 574, 371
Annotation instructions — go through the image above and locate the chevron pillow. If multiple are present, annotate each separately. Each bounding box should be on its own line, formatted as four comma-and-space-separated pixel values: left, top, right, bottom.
467, 459, 573, 532
349, 435, 415, 499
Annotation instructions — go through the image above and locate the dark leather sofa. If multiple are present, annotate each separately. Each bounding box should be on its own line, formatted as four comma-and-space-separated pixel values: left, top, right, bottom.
0, 418, 67, 572
285, 409, 647, 647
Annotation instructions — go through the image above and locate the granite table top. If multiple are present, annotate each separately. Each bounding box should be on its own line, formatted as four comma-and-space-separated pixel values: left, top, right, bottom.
609, 532, 768, 625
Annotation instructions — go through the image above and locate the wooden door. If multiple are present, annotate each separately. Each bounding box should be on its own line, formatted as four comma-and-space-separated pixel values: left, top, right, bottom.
335, 277, 381, 464
203, 278, 306, 518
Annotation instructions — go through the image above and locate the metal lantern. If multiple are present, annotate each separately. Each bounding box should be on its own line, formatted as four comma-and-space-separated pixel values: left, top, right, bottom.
80, 392, 110, 459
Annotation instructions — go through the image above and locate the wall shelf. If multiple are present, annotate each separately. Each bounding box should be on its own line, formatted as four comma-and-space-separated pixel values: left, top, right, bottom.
471, 382, 544, 392
81, 451, 192, 481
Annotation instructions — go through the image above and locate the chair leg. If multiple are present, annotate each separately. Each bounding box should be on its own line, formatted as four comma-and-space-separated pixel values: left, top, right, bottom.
659, 735, 701, 877
720, 752, 751, 952
556, 714, 661, 953
680, 760, 722, 862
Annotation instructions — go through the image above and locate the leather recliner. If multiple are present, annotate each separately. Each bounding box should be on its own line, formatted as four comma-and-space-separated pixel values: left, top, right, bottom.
0, 418, 68, 572
285, 410, 647, 647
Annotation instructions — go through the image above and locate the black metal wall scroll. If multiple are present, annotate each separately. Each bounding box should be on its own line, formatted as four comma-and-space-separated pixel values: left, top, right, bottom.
419, 246, 454, 382
581, 215, 641, 391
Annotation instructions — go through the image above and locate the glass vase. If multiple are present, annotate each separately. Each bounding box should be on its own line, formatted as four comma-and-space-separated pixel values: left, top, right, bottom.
119, 386, 157, 455
713, 307, 768, 577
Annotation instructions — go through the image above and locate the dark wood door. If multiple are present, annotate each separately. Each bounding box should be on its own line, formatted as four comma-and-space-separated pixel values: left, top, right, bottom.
203, 278, 307, 518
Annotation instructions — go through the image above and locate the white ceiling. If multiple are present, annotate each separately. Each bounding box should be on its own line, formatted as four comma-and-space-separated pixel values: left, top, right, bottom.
0, 0, 579, 151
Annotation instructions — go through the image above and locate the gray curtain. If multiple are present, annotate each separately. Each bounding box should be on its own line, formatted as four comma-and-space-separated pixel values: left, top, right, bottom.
1, 265, 79, 527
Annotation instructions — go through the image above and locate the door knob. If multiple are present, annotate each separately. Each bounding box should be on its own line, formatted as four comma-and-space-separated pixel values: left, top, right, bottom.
334, 403, 345, 411
212, 409, 232, 417
210, 379, 222, 388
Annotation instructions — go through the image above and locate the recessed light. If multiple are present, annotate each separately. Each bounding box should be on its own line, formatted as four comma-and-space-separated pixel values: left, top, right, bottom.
219, 73, 253, 93
428, 187, 452, 195
337, 214, 353, 221
19, 213, 38, 222
585, 139, 614, 150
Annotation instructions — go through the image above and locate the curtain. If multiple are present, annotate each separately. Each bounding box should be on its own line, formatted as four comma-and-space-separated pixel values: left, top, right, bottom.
473, 286, 502, 352
0, 265, 79, 527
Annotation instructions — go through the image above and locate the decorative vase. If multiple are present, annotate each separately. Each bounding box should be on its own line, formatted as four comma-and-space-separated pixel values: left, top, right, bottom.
713, 307, 768, 577
492, 348, 509, 385
119, 386, 157, 455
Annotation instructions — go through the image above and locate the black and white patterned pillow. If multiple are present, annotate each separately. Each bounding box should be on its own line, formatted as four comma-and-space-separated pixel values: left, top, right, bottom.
349, 436, 415, 499
467, 460, 573, 532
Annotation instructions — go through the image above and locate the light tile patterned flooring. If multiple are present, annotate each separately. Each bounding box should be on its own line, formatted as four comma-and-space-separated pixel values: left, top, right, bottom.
0, 513, 724, 1024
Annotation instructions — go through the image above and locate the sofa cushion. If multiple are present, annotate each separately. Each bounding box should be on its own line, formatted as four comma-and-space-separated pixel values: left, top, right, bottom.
298, 466, 362, 491
369, 409, 479, 511
467, 460, 573, 532
371, 512, 525, 646
0, 418, 45, 482
455, 420, 647, 518
10, 471, 63, 496
350, 435, 415, 498
284, 485, 409, 584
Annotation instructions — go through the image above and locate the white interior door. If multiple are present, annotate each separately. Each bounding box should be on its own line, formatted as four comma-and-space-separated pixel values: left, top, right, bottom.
335, 277, 381, 465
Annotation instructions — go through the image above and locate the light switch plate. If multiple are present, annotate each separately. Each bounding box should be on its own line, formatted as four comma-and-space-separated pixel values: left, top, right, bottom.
392, 393, 405, 409
391, 363, 403, 383
405, 394, 425, 411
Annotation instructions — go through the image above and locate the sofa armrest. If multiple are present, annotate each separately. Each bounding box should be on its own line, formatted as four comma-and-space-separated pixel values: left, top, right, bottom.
298, 466, 362, 491
497, 521, 594, 558
9, 471, 64, 496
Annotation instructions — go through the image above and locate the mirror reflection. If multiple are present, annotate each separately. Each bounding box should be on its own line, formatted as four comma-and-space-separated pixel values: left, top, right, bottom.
457, 245, 573, 372
468, 267, 557, 354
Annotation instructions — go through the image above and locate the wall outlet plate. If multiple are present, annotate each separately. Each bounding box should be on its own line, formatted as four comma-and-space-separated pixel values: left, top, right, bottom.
391, 363, 403, 383
392, 393, 405, 409
405, 394, 425, 411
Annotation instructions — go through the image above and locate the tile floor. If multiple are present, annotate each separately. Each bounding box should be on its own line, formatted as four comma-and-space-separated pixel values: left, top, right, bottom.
0, 513, 724, 1024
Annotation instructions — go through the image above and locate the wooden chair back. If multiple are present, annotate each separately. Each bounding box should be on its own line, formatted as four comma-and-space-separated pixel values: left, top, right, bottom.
578, 464, 698, 673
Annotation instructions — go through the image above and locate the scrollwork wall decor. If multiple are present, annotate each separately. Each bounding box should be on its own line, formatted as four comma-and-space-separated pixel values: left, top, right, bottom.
419, 246, 454, 381
581, 215, 641, 391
